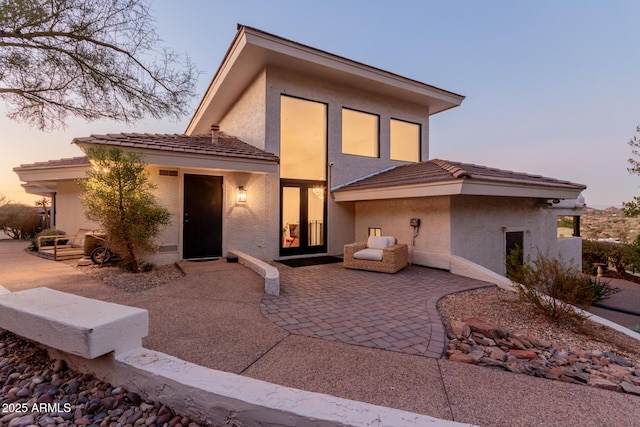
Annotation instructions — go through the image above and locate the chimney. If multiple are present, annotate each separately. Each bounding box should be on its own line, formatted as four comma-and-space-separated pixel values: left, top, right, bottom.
210, 124, 220, 143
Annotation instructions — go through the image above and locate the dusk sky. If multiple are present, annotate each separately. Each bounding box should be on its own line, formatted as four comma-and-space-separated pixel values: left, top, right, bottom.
2, 1, 639, 208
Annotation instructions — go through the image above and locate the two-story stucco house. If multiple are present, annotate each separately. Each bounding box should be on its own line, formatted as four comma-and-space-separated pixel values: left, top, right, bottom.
14, 25, 586, 281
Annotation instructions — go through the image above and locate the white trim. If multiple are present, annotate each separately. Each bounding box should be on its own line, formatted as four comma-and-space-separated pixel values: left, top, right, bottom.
334, 179, 583, 202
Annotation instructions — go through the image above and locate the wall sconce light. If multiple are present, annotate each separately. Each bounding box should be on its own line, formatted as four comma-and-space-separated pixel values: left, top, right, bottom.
236, 186, 247, 204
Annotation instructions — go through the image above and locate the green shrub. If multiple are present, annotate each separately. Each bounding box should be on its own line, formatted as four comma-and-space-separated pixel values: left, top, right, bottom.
582, 240, 635, 275
508, 250, 619, 328
35, 229, 67, 246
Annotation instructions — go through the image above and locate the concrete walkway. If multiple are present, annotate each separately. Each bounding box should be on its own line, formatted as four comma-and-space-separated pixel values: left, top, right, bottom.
588, 276, 640, 329
1, 240, 639, 426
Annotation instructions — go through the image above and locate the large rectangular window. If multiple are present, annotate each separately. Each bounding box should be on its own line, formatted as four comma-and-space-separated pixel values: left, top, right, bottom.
342, 108, 379, 157
280, 96, 327, 180
390, 119, 420, 162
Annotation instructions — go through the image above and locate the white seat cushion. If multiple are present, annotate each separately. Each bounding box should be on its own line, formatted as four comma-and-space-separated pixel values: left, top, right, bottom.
353, 248, 383, 261
366, 235, 395, 250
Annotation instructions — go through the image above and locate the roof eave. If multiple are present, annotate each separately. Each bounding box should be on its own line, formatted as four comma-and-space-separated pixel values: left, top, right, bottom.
186, 25, 465, 135
74, 141, 278, 174
333, 179, 585, 202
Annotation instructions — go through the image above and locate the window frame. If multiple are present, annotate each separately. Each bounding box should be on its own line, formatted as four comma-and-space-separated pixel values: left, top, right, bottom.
390, 118, 421, 162
341, 107, 380, 158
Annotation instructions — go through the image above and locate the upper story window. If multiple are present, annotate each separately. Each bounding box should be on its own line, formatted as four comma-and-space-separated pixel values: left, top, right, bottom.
342, 108, 379, 158
390, 119, 420, 162
280, 95, 327, 180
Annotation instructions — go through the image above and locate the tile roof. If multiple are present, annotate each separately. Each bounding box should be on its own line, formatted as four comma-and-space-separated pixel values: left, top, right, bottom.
72, 133, 279, 163
14, 156, 91, 171
334, 159, 586, 192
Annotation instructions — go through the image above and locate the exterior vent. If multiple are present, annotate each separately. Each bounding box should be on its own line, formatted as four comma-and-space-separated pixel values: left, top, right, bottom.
159, 169, 178, 177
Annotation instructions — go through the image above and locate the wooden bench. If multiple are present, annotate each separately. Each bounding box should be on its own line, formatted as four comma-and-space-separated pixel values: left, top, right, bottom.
0, 288, 148, 358
37, 229, 91, 261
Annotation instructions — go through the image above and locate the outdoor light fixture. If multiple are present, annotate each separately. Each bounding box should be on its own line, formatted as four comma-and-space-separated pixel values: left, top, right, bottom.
236, 186, 247, 203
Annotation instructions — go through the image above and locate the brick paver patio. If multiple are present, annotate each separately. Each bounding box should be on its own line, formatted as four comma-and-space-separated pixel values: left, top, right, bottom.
261, 263, 493, 358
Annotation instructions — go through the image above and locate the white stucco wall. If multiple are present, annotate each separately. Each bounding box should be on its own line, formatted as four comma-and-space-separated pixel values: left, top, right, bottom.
354, 197, 451, 268
54, 180, 99, 234
219, 71, 267, 150
450, 195, 583, 275
264, 66, 431, 255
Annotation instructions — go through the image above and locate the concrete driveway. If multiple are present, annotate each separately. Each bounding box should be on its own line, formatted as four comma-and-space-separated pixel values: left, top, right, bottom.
1, 239, 638, 426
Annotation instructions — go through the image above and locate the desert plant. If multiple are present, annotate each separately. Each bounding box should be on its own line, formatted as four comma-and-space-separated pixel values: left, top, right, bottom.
507, 250, 619, 328
78, 147, 170, 273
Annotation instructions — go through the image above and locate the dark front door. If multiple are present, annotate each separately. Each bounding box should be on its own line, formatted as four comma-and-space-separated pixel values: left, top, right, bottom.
183, 174, 222, 259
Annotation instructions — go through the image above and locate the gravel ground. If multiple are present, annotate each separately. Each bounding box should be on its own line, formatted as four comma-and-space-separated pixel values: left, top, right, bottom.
438, 287, 640, 361
0, 331, 220, 427
75, 263, 184, 293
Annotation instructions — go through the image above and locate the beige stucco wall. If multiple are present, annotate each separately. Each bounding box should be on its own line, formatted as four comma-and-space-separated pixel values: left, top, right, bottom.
222, 171, 280, 260
142, 165, 279, 265
144, 166, 181, 265
353, 195, 583, 276
53, 180, 99, 234
354, 197, 451, 268
263, 66, 431, 255
450, 195, 582, 275
219, 71, 267, 150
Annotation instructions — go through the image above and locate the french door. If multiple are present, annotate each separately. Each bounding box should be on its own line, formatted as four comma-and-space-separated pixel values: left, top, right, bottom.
280, 180, 326, 256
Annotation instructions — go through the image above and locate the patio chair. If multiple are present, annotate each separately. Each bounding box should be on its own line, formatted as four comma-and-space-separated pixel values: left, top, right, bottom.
343, 236, 408, 273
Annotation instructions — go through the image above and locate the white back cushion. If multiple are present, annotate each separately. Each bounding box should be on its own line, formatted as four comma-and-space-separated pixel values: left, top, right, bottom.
367, 235, 395, 249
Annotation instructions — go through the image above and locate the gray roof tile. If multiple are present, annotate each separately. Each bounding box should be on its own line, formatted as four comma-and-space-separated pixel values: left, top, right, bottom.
72, 133, 279, 163
334, 159, 586, 192
14, 156, 91, 170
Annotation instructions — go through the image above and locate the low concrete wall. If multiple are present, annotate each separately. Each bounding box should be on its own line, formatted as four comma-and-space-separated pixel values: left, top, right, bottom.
228, 249, 280, 295
448, 256, 515, 290
52, 347, 473, 427
0, 287, 148, 358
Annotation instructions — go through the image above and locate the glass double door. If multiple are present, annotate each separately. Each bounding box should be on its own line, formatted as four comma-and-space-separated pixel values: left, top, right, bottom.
280, 180, 326, 255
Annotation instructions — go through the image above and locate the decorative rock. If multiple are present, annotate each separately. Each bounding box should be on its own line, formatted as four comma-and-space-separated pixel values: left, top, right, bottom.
446, 316, 640, 397
450, 320, 471, 339
463, 317, 498, 338
101, 396, 118, 410
449, 353, 477, 364
620, 381, 640, 396
156, 413, 173, 425
509, 350, 538, 360
488, 347, 507, 362
604, 352, 633, 368
8, 414, 35, 427
588, 376, 622, 392
0, 333, 215, 427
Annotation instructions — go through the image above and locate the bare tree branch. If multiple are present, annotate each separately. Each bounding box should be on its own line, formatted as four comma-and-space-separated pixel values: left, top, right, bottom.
0, 0, 198, 130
